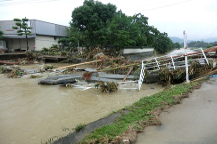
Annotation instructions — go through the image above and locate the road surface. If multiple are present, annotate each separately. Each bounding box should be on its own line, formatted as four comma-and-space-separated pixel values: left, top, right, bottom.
136, 77, 217, 144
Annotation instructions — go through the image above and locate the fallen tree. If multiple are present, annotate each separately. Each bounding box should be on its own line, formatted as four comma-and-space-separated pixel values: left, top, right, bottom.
0, 60, 19, 65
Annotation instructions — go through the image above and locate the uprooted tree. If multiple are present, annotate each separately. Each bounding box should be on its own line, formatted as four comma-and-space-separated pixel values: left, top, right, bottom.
12, 17, 32, 51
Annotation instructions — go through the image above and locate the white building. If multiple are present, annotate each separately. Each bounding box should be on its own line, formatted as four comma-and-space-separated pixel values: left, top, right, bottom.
0, 19, 67, 51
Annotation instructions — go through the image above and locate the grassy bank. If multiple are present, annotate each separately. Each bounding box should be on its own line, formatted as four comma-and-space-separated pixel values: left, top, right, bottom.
80, 81, 203, 143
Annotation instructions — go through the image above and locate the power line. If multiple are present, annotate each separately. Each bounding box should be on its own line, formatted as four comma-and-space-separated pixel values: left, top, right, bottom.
207, 27, 217, 40
125, 0, 191, 12
0, 0, 12, 2
0, 0, 60, 6
125, 0, 173, 10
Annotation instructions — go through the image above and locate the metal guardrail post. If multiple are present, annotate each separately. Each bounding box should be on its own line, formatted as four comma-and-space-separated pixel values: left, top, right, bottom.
170, 54, 175, 70
138, 61, 145, 90
200, 48, 209, 65
155, 58, 160, 69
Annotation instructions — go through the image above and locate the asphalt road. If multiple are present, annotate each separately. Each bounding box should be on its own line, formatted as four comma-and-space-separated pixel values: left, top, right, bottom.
136, 77, 217, 144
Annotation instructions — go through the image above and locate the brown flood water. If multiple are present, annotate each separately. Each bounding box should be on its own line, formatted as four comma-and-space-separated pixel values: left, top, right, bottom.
0, 64, 163, 144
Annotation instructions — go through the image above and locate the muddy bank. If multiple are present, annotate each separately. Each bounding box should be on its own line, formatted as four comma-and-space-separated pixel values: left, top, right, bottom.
0, 64, 163, 144
136, 77, 217, 144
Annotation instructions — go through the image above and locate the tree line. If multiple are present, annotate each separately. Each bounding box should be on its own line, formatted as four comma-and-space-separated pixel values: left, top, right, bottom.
187, 41, 217, 48
59, 0, 176, 54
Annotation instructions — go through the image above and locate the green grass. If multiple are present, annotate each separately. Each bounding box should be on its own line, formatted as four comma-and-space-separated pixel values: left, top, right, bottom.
81, 81, 202, 143
74, 124, 86, 132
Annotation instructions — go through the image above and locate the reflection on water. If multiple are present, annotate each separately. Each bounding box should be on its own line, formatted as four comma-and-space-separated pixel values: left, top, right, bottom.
0, 64, 163, 144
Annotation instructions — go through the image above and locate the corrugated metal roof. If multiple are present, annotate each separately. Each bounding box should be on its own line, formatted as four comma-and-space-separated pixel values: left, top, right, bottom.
0, 19, 67, 37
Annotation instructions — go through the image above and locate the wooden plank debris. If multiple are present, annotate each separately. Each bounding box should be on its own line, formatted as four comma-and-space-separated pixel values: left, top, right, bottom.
56, 57, 124, 70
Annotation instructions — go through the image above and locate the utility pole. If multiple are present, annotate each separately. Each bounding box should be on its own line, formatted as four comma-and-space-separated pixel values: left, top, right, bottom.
183, 30, 189, 82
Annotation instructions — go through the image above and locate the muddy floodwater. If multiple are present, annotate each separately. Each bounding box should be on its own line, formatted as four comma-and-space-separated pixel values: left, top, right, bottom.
0, 64, 163, 144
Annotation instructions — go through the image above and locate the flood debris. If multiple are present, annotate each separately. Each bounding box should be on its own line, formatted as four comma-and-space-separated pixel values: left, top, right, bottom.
96, 81, 119, 93
65, 83, 74, 88
156, 60, 215, 86
0, 65, 26, 78
30, 75, 43, 78
82, 71, 92, 80
43, 65, 54, 70
0, 65, 11, 73
62, 67, 76, 74
7, 67, 26, 78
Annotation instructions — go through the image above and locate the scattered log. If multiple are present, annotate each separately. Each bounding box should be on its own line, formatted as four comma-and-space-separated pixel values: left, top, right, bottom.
0, 60, 19, 65
97, 63, 140, 72
55, 57, 124, 70
56, 59, 103, 70
191, 69, 217, 82
122, 66, 134, 82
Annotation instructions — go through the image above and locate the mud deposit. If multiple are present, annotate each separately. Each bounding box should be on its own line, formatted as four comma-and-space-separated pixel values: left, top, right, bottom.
136, 77, 217, 144
0, 64, 163, 144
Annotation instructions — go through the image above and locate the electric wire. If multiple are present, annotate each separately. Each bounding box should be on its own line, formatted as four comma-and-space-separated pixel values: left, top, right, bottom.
125, 0, 191, 12
0, 0, 60, 6
207, 27, 217, 41
124, 0, 173, 10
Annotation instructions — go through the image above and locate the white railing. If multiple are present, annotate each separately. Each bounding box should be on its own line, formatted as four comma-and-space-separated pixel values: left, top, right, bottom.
138, 61, 145, 90
137, 49, 210, 90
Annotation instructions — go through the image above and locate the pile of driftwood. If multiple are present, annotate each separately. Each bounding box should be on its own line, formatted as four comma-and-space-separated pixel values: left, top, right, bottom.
96, 81, 119, 93
0, 65, 26, 78
140, 46, 217, 86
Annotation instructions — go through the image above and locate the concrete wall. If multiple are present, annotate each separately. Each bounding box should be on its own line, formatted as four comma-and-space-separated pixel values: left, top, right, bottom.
124, 51, 154, 60
122, 48, 154, 54
5, 38, 35, 51
35, 35, 59, 51
120, 48, 154, 60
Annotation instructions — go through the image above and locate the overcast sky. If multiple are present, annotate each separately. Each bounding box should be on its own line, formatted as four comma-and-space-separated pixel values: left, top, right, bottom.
0, 0, 217, 40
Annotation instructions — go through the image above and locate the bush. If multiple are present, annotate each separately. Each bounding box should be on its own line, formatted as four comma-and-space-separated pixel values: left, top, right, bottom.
74, 124, 86, 132
25, 51, 34, 60
206, 45, 212, 48
42, 47, 49, 54
60, 51, 67, 56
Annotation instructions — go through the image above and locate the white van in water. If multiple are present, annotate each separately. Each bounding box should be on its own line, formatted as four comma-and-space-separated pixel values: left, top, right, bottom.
0, 40, 7, 53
